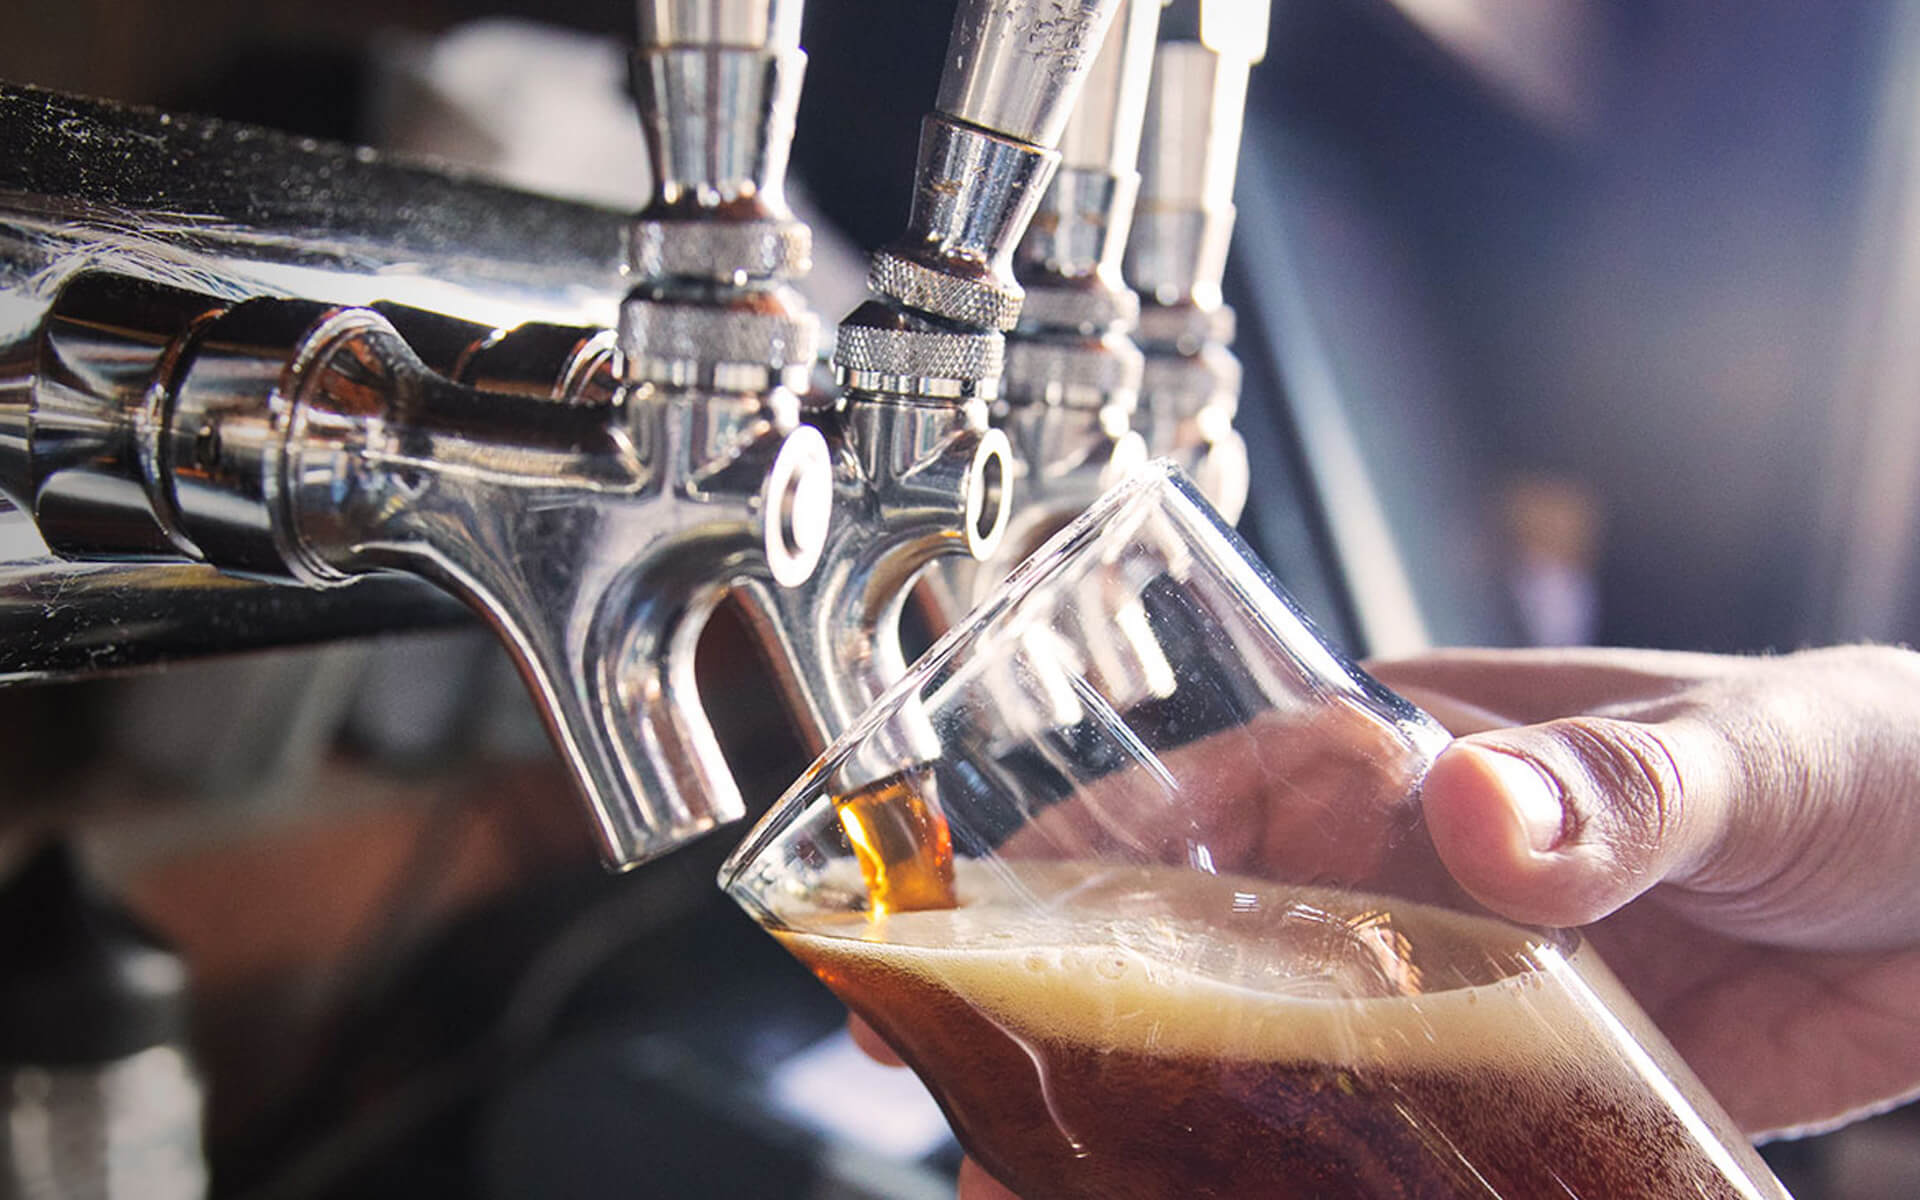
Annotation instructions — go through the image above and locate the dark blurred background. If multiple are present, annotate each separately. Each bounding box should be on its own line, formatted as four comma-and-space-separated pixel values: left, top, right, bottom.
6, 0, 1920, 1196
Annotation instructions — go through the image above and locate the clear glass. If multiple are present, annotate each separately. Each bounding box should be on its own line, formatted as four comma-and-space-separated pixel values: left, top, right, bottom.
721, 461, 1789, 1200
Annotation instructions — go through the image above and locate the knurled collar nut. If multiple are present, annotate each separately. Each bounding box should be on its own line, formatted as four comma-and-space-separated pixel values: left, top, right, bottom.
1135, 304, 1237, 354
1016, 283, 1141, 335
1003, 339, 1143, 407
630, 218, 813, 284
869, 251, 1024, 332
832, 322, 1005, 394
619, 297, 819, 377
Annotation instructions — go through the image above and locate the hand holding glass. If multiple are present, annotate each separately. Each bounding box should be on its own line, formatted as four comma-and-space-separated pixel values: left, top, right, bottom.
723, 462, 1788, 1199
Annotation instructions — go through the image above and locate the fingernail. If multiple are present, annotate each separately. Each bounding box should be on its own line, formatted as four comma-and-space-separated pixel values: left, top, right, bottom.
1475, 747, 1566, 852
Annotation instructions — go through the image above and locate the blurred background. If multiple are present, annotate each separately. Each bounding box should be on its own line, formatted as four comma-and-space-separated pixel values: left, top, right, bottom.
5, 0, 1920, 1196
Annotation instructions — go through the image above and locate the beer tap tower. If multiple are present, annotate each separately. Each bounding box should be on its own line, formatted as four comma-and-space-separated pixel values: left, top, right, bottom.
736, 0, 1126, 754
1125, 0, 1268, 523
0, 2, 840, 870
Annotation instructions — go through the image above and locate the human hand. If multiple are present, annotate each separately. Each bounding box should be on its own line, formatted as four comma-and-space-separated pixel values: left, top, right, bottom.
1367, 644, 1920, 1140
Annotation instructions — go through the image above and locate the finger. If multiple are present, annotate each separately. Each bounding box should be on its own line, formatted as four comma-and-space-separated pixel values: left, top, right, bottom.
1420, 712, 1739, 929
1421, 647, 1920, 949
847, 1015, 905, 1067
958, 1157, 1021, 1200
1367, 647, 1743, 726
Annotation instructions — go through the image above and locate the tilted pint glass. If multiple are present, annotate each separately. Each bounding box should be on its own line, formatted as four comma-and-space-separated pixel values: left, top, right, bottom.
723, 461, 1790, 1199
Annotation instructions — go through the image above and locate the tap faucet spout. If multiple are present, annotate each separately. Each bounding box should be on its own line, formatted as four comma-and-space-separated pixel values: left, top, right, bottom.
7, 281, 832, 868
735, 0, 1125, 752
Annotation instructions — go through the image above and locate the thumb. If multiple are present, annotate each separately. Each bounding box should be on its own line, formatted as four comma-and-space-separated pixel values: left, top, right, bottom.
1420, 713, 1737, 929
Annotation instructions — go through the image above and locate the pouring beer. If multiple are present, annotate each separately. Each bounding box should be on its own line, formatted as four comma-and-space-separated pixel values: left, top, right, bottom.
724, 463, 1792, 1199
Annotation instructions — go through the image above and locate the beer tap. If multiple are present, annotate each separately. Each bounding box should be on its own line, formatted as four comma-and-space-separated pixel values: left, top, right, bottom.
920, 0, 1162, 625
734, 0, 1126, 755
1125, 0, 1267, 523
0, 0, 840, 870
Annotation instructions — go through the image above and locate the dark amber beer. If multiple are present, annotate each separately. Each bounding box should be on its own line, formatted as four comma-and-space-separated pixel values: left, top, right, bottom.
782, 862, 1788, 1200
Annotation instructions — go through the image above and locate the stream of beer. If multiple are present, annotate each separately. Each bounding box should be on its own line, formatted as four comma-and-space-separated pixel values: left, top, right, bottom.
833, 771, 959, 917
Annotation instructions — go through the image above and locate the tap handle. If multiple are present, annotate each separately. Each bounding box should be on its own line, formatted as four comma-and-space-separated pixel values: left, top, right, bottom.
864, 0, 1127, 335
1050, 0, 1164, 178
937, 0, 1125, 147
630, 0, 811, 286
1126, 0, 1269, 315
1012, 0, 1164, 336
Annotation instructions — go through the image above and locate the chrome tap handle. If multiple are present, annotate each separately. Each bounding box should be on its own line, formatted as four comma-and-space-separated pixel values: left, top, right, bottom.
998, 0, 1162, 552
732, 1, 1126, 755
1126, 0, 1267, 316
1125, 0, 1266, 521
919, 0, 1161, 629
1015, 0, 1162, 332
938, 0, 1119, 146
631, 0, 811, 284
867, 0, 1126, 333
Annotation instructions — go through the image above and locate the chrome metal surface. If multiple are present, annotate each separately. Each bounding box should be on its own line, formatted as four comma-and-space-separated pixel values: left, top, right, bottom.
5, 278, 832, 866
832, 304, 1005, 401
740, 0, 1142, 735
937, 0, 1126, 146
632, 45, 806, 232
0, 82, 633, 682
736, 393, 1010, 756
1137, 345, 1247, 517
454, 322, 622, 406
1004, 0, 1160, 333
935, 0, 1157, 622
630, 0, 810, 297
0, 86, 629, 324
1126, 0, 1268, 309
1123, 0, 1267, 521
637, 0, 803, 50
1056, 0, 1162, 177
1126, 43, 1254, 307
598, 0, 854, 860
618, 292, 817, 393
1013, 168, 1141, 331
867, 118, 1056, 331
0, 0, 1190, 874
1008, 1, 1157, 331
869, 0, 1127, 334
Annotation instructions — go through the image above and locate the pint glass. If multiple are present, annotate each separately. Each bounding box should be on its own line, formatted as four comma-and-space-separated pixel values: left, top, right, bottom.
721, 461, 1789, 1199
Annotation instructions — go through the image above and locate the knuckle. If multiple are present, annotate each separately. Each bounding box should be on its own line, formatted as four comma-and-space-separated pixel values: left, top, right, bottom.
1549, 715, 1687, 855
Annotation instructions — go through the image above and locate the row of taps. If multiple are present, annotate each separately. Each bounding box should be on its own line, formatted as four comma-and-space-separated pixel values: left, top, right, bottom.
0, 0, 1268, 868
